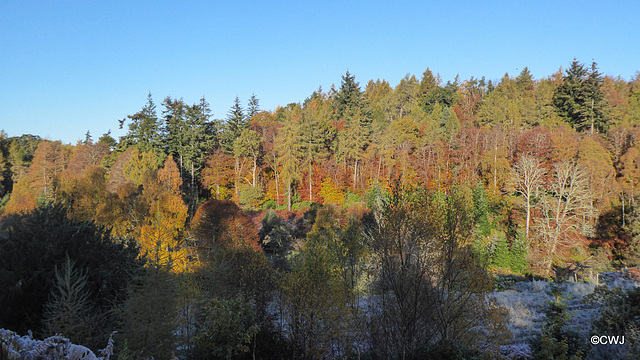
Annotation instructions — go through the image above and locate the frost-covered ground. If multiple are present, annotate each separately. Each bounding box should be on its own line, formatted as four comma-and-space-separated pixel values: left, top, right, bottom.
0, 329, 115, 360
492, 272, 640, 359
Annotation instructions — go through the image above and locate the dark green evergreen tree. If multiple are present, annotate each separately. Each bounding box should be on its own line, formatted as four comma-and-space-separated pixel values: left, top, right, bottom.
0, 204, 145, 349
98, 130, 117, 150
553, 59, 606, 134
162, 96, 188, 168
515, 67, 534, 91
333, 70, 371, 123
247, 93, 260, 120
223, 96, 247, 152
333, 71, 372, 189
419, 68, 438, 98
423, 80, 459, 113
162, 96, 216, 215
473, 182, 491, 238
118, 92, 163, 153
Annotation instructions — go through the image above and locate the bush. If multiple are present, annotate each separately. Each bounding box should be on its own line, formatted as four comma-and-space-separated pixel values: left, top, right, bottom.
344, 192, 361, 206
585, 285, 640, 358
262, 199, 276, 210
193, 297, 259, 360
238, 184, 264, 206
292, 200, 311, 211
532, 285, 585, 359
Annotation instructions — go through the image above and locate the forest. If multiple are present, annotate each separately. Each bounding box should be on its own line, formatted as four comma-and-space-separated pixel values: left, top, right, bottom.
2, 59, 640, 359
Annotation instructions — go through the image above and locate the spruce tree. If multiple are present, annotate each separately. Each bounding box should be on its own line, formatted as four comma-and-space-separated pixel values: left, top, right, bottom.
553, 59, 606, 134
224, 96, 246, 152
118, 92, 163, 152
247, 93, 260, 120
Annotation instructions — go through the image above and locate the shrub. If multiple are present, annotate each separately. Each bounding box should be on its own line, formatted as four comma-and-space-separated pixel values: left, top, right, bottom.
585, 285, 640, 358
292, 200, 311, 211
238, 184, 264, 206
262, 199, 276, 210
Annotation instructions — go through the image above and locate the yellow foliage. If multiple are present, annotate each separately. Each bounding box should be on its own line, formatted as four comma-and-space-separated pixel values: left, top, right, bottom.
123, 149, 158, 186
319, 177, 346, 205
138, 157, 189, 272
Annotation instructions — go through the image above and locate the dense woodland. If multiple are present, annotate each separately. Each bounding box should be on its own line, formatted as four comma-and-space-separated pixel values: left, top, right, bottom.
2, 59, 640, 359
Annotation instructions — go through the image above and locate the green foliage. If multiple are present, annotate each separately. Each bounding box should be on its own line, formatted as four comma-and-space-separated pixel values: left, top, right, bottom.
223, 96, 247, 151
118, 92, 163, 153
423, 81, 459, 113
118, 268, 178, 360
291, 200, 311, 210
262, 199, 276, 209
473, 182, 492, 238
493, 232, 528, 273
474, 231, 528, 273
585, 285, 640, 357
364, 184, 388, 210
238, 183, 264, 206
98, 130, 117, 150
0, 193, 9, 212
42, 256, 99, 346
344, 191, 361, 206
194, 297, 259, 360
533, 286, 585, 359
553, 59, 606, 133
0, 204, 145, 349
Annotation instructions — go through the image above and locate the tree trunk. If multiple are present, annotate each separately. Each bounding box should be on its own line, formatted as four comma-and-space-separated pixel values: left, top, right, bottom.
526, 191, 531, 238
309, 162, 313, 203
252, 157, 257, 187
287, 180, 292, 211
353, 158, 359, 190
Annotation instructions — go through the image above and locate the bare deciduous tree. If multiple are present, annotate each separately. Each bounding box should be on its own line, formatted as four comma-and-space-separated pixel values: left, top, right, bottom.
536, 161, 595, 274
510, 155, 546, 238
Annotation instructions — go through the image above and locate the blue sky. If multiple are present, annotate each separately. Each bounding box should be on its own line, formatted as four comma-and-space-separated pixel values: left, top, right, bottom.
1, 1, 638, 144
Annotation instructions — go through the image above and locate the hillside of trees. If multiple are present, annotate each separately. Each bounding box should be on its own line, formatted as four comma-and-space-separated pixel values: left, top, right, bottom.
2, 59, 640, 359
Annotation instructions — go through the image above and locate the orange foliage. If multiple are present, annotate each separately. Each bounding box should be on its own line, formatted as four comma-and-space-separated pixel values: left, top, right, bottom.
106, 149, 134, 192
191, 199, 260, 254
4, 140, 70, 214
201, 149, 235, 200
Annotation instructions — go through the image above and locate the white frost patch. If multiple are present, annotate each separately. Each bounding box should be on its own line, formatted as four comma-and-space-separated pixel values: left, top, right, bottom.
1, 329, 115, 360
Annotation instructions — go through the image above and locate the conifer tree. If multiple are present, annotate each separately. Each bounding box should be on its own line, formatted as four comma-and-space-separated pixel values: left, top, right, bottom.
247, 93, 260, 120
277, 109, 303, 210
553, 59, 606, 134
224, 96, 246, 152
42, 256, 96, 345
118, 92, 163, 153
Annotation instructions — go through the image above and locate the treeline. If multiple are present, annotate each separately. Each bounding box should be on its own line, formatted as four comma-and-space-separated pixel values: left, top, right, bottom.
2, 59, 640, 268
1, 58, 640, 358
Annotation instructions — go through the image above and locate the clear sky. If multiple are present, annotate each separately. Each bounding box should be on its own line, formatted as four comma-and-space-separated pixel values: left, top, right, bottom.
1, 1, 638, 144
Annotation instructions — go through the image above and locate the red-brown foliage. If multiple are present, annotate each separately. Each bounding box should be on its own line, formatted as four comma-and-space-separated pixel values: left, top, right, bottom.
191, 199, 260, 252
